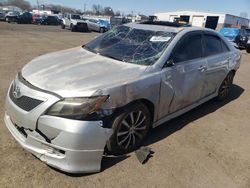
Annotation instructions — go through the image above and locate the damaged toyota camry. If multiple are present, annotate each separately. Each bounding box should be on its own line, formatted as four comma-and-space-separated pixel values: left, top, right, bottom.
4, 21, 241, 173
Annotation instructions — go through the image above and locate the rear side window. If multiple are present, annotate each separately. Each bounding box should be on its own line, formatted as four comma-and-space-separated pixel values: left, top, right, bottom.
171, 33, 202, 63
204, 35, 222, 56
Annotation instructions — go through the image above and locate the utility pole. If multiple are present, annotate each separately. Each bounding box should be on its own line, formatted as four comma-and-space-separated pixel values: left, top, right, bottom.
37, 0, 40, 13
84, 4, 86, 13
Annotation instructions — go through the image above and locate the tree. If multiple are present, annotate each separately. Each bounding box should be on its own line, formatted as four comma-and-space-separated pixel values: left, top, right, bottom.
92, 4, 103, 15
240, 12, 248, 18
103, 6, 114, 16
4, 0, 31, 10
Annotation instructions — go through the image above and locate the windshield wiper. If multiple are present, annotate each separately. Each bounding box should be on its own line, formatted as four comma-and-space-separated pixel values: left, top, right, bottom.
100, 53, 127, 63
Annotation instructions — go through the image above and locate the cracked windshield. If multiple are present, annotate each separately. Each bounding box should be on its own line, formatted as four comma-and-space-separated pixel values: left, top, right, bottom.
84, 25, 175, 65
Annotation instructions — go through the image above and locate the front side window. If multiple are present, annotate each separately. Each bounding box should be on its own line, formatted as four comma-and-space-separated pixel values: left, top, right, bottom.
71, 15, 81, 19
84, 26, 176, 66
170, 33, 202, 63
204, 35, 222, 56
221, 40, 230, 53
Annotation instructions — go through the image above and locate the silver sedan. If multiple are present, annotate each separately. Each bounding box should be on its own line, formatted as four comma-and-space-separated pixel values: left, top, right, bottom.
4, 22, 241, 173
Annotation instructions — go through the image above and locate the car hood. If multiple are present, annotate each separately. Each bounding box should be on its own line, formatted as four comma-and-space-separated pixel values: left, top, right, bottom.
21, 47, 146, 97
71, 19, 86, 23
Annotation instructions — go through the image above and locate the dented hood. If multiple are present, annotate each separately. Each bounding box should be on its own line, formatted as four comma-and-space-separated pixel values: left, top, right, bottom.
22, 47, 146, 97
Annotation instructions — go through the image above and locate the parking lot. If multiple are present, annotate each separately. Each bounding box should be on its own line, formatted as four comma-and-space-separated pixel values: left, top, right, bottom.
0, 22, 250, 188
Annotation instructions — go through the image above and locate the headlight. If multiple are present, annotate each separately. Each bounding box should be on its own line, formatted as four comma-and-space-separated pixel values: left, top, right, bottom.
46, 96, 109, 119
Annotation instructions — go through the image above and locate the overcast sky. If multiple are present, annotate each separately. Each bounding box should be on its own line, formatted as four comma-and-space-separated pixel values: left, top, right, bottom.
28, 0, 250, 16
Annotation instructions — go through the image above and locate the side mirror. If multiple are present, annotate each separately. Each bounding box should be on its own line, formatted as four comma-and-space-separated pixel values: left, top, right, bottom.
165, 59, 175, 67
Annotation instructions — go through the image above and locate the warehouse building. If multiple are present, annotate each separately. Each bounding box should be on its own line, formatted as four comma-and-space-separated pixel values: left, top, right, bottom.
155, 10, 250, 30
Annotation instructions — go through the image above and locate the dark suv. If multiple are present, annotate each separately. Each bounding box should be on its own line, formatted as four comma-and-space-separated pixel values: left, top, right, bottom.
6, 12, 32, 24
220, 28, 248, 49
245, 29, 250, 53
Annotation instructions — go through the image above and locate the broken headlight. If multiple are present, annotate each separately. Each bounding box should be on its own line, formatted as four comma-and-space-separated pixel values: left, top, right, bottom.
46, 96, 109, 119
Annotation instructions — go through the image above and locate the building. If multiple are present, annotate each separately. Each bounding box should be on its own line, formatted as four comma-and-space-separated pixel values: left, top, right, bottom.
155, 10, 250, 30
32, 9, 53, 15
0, 6, 22, 12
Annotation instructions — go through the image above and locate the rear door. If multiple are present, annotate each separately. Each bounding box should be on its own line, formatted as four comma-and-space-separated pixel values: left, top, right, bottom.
158, 31, 207, 118
89, 19, 100, 31
201, 32, 231, 97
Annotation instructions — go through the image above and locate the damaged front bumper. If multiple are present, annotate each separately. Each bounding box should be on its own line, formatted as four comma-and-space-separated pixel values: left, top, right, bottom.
4, 77, 113, 173
4, 113, 113, 173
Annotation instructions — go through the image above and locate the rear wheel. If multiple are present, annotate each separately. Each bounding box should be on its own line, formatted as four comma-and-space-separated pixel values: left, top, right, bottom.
107, 103, 151, 155
216, 71, 235, 101
100, 27, 105, 33
247, 46, 250, 53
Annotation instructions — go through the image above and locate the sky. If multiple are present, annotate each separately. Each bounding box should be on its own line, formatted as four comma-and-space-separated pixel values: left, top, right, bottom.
29, 0, 250, 17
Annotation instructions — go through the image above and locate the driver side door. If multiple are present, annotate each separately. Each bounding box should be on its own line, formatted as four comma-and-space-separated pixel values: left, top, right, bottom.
158, 31, 207, 119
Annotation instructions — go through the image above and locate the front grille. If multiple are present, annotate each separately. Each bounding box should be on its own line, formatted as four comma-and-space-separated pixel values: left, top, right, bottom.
77, 23, 87, 27
9, 85, 44, 112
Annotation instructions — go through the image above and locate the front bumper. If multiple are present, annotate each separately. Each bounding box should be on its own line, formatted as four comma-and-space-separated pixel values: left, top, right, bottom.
4, 77, 113, 173
74, 23, 88, 32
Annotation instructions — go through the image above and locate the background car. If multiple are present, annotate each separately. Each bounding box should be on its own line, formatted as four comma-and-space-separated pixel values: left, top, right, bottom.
86, 19, 111, 33
220, 28, 248, 49
36, 15, 60, 25
110, 16, 132, 27
5, 11, 20, 23
16, 12, 32, 24
32, 14, 42, 23
61, 13, 88, 32
0, 11, 6, 21
245, 28, 250, 53
6, 12, 32, 24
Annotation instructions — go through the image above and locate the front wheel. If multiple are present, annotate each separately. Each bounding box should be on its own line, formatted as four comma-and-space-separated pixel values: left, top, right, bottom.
107, 103, 151, 155
61, 24, 65, 29
216, 71, 235, 101
70, 24, 76, 32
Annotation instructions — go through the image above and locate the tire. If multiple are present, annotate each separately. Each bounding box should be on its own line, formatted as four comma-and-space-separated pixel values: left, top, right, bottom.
216, 71, 235, 101
70, 24, 75, 32
247, 47, 250, 53
107, 103, 151, 155
100, 27, 105, 33
61, 24, 65, 29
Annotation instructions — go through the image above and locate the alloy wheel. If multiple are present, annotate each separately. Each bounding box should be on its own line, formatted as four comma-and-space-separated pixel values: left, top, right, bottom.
218, 73, 234, 99
116, 111, 148, 150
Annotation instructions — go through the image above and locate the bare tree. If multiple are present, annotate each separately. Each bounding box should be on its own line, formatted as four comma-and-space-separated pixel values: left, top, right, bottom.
92, 4, 103, 15
240, 12, 248, 18
103, 6, 114, 16
4, 0, 31, 10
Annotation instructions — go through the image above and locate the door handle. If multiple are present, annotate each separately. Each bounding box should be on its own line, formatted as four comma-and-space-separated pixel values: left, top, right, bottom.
198, 65, 207, 72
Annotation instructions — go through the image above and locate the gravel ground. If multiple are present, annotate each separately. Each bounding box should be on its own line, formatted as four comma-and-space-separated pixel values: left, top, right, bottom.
0, 22, 250, 188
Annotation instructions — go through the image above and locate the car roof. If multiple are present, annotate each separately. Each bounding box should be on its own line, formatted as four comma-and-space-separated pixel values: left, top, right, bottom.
124, 21, 217, 34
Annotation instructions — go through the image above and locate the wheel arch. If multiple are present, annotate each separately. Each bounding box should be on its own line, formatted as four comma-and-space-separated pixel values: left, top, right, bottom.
119, 98, 155, 125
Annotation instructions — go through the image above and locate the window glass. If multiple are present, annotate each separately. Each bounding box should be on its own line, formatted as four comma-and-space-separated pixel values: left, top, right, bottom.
84, 26, 175, 65
204, 35, 222, 56
221, 40, 230, 52
171, 33, 202, 63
